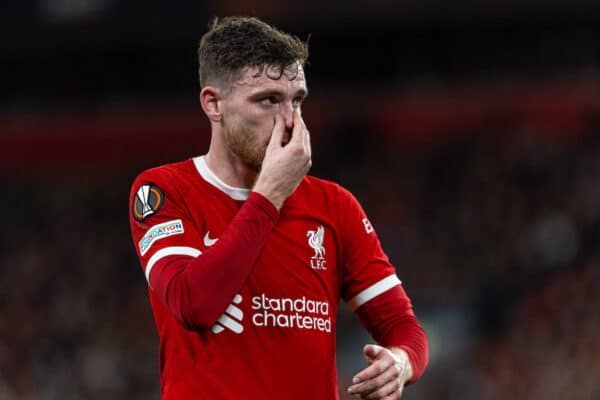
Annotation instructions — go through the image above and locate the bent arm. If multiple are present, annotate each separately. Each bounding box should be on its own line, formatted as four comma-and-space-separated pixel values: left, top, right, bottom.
354, 284, 429, 383
151, 192, 278, 328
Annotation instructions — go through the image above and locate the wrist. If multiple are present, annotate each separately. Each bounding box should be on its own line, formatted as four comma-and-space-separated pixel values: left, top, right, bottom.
252, 183, 284, 211
246, 192, 280, 223
388, 347, 414, 384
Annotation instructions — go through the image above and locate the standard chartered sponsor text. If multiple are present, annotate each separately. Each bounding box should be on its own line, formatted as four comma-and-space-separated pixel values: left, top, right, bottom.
251, 294, 331, 332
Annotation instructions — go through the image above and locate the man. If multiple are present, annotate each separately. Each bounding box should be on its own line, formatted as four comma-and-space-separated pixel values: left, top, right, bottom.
129, 16, 428, 400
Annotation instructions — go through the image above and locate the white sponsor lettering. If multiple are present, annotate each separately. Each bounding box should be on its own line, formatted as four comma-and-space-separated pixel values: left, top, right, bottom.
211, 294, 332, 335
251, 294, 331, 333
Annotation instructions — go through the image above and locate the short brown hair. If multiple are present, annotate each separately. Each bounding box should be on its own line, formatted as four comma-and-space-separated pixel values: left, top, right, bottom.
198, 16, 309, 89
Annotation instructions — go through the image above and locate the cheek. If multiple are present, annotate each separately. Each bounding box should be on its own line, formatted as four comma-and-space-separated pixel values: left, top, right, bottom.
245, 108, 277, 135
225, 101, 277, 140
229, 103, 264, 124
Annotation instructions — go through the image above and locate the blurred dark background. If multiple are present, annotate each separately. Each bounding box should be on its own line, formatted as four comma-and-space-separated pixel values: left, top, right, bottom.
2, 1, 600, 399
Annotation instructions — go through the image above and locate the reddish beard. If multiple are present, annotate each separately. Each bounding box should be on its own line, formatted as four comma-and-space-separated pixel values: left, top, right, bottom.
223, 120, 268, 172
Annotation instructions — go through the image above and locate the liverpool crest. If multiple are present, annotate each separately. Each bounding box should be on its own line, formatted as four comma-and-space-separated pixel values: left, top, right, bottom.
307, 225, 327, 270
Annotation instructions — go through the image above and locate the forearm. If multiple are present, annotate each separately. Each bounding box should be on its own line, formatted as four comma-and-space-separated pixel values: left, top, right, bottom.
356, 285, 429, 383
381, 315, 428, 383
151, 192, 279, 328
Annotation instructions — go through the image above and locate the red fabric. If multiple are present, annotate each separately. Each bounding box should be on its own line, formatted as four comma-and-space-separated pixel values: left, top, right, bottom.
151, 192, 278, 328
128, 157, 428, 399
355, 284, 429, 383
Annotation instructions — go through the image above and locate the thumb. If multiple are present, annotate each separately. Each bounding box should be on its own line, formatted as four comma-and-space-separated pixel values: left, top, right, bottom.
267, 115, 285, 150
363, 344, 384, 363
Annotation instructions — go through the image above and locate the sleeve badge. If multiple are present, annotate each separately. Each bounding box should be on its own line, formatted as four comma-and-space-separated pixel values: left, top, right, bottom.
132, 184, 165, 221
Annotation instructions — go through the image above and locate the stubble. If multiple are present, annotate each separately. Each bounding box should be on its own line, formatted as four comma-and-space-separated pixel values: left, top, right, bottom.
223, 116, 268, 172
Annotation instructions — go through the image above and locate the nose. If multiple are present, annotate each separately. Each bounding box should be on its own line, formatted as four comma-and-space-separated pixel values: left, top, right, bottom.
279, 102, 294, 131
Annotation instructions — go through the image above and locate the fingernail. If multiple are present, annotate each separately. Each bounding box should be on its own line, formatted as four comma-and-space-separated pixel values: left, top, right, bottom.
352, 377, 360, 384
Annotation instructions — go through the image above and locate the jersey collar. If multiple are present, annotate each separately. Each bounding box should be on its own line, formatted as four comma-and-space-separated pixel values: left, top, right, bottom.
193, 155, 251, 201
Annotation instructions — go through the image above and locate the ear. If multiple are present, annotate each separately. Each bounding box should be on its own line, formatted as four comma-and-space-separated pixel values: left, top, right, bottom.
199, 85, 223, 123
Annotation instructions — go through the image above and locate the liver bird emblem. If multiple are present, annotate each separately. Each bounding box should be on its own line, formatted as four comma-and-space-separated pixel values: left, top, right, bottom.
307, 225, 326, 259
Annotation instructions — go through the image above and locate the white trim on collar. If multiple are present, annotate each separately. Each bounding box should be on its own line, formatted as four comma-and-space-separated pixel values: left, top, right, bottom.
193, 155, 251, 201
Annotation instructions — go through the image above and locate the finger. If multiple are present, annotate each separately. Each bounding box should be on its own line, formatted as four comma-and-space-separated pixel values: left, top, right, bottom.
290, 108, 307, 145
364, 344, 384, 363
268, 115, 285, 149
353, 359, 390, 384
356, 345, 386, 379
303, 128, 311, 159
381, 385, 404, 400
380, 384, 404, 400
348, 359, 398, 395
360, 378, 401, 400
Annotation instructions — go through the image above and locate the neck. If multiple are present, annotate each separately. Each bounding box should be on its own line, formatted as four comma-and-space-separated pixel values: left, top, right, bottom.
204, 132, 258, 189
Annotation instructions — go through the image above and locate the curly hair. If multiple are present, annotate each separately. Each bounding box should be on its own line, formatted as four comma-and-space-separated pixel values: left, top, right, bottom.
198, 16, 309, 89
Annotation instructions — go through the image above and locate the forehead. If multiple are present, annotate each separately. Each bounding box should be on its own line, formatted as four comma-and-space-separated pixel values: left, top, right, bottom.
231, 63, 307, 95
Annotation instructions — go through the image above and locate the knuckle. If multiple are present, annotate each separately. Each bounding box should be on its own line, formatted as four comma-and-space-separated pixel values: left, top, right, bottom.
369, 380, 377, 389
291, 145, 304, 156
376, 387, 388, 398
369, 380, 380, 391
361, 381, 374, 392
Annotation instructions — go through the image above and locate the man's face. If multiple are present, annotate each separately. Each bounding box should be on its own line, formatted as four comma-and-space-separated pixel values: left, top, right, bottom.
219, 63, 308, 171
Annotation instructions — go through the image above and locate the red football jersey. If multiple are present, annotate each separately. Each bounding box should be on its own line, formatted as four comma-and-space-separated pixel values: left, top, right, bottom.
129, 156, 404, 400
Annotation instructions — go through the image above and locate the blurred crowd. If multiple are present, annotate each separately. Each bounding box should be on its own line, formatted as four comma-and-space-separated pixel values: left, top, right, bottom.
0, 178, 156, 399
2, 116, 599, 399
332, 128, 600, 400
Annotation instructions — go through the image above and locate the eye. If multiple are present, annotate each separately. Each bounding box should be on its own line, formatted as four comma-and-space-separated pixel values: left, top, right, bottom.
261, 96, 279, 105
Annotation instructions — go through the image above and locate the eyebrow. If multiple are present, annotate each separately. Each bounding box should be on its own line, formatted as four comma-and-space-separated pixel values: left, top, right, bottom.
249, 88, 309, 100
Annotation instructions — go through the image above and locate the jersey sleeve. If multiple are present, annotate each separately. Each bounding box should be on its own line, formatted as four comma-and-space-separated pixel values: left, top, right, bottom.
338, 186, 428, 383
129, 167, 204, 288
129, 166, 280, 329
338, 187, 399, 307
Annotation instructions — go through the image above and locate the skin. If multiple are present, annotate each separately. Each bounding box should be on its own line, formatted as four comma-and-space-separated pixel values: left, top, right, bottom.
199, 62, 413, 398
200, 63, 311, 209
348, 345, 414, 399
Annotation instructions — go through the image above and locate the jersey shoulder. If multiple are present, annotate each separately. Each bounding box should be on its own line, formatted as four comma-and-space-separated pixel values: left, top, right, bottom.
129, 159, 198, 222
130, 158, 200, 200
302, 175, 357, 204
289, 175, 361, 227
301, 175, 372, 231
131, 159, 194, 189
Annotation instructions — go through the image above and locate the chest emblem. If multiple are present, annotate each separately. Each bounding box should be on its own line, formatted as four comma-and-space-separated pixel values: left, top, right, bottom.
307, 225, 327, 270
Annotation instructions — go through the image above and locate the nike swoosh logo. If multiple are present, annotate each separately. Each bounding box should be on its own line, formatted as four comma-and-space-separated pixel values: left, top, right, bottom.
203, 232, 218, 247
